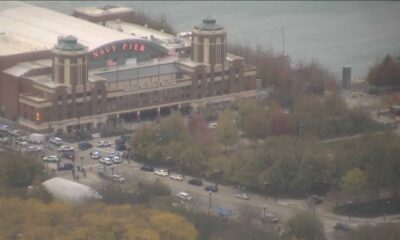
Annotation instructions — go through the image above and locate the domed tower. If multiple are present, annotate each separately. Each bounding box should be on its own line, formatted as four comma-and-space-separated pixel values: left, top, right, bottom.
191, 17, 226, 66
52, 35, 88, 86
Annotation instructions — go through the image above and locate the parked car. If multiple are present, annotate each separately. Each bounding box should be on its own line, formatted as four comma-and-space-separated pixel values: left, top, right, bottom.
140, 165, 154, 172
188, 178, 203, 186
115, 135, 129, 145
99, 157, 113, 166
208, 122, 218, 129
110, 155, 123, 164
311, 194, 324, 204
57, 163, 74, 171
0, 137, 9, 144
10, 130, 22, 137
170, 174, 184, 181
265, 213, 279, 224
26, 145, 42, 152
176, 192, 192, 201
90, 151, 101, 159
58, 145, 74, 152
28, 133, 46, 144
61, 152, 74, 160
334, 223, 351, 231
111, 174, 126, 183
115, 144, 127, 151
97, 140, 112, 148
236, 192, 249, 200
49, 137, 63, 146
78, 141, 93, 150
204, 185, 218, 192
109, 151, 119, 157
155, 169, 168, 177
42, 155, 60, 162
16, 139, 28, 146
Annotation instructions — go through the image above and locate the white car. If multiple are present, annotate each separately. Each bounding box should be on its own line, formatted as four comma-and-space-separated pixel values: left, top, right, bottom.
236, 192, 250, 200
90, 152, 101, 159
26, 145, 42, 152
265, 213, 279, 224
99, 157, 113, 166
42, 155, 60, 162
58, 145, 74, 152
90, 151, 101, 159
176, 192, 192, 201
16, 140, 28, 146
108, 151, 120, 157
208, 122, 218, 129
97, 140, 112, 147
49, 137, 62, 146
170, 174, 184, 181
111, 174, 126, 183
111, 155, 123, 164
154, 169, 168, 177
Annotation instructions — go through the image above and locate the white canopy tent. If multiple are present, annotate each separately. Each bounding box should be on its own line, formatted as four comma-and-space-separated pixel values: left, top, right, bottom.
42, 177, 101, 205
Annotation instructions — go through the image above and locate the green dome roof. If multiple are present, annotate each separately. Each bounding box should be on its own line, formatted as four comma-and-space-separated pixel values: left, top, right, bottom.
54, 35, 86, 51
194, 17, 224, 31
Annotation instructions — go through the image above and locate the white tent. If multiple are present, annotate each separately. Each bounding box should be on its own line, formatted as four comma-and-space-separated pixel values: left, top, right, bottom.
42, 177, 101, 205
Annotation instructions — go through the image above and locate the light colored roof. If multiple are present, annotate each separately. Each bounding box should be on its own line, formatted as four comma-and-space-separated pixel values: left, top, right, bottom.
75, 5, 133, 17
3, 59, 51, 77
0, 1, 140, 56
105, 20, 190, 49
42, 177, 101, 205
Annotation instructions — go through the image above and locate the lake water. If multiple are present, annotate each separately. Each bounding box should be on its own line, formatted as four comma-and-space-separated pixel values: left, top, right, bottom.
30, 1, 400, 80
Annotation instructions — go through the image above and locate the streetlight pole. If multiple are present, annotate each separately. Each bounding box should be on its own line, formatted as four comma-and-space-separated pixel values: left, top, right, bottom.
208, 191, 213, 216
262, 207, 266, 228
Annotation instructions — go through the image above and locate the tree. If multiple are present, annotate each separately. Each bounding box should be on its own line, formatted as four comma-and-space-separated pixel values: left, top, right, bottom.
132, 124, 162, 163
367, 54, 400, 88
216, 110, 238, 153
243, 108, 269, 144
341, 168, 368, 201
187, 113, 218, 157
285, 211, 325, 240
159, 111, 189, 144
180, 144, 206, 176
0, 198, 198, 240
0, 151, 43, 188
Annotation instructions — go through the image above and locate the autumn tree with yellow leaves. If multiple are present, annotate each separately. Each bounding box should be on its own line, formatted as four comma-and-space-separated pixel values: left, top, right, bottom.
0, 198, 198, 240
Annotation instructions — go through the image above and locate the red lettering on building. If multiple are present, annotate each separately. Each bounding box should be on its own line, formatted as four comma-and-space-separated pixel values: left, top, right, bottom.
91, 42, 147, 59
92, 51, 99, 58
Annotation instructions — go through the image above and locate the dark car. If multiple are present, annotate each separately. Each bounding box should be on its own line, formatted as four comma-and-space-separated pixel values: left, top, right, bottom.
57, 163, 74, 171
115, 144, 127, 151
61, 152, 74, 160
204, 185, 218, 192
334, 223, 351, 231
140, 165, 154, 172
188, 178, 203, 186
78, 141, 93, 151
115, 135, 130, 145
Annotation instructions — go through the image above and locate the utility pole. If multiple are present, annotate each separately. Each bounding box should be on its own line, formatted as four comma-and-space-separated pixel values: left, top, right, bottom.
281, 26, 285, 56
208, 191, 213, 216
